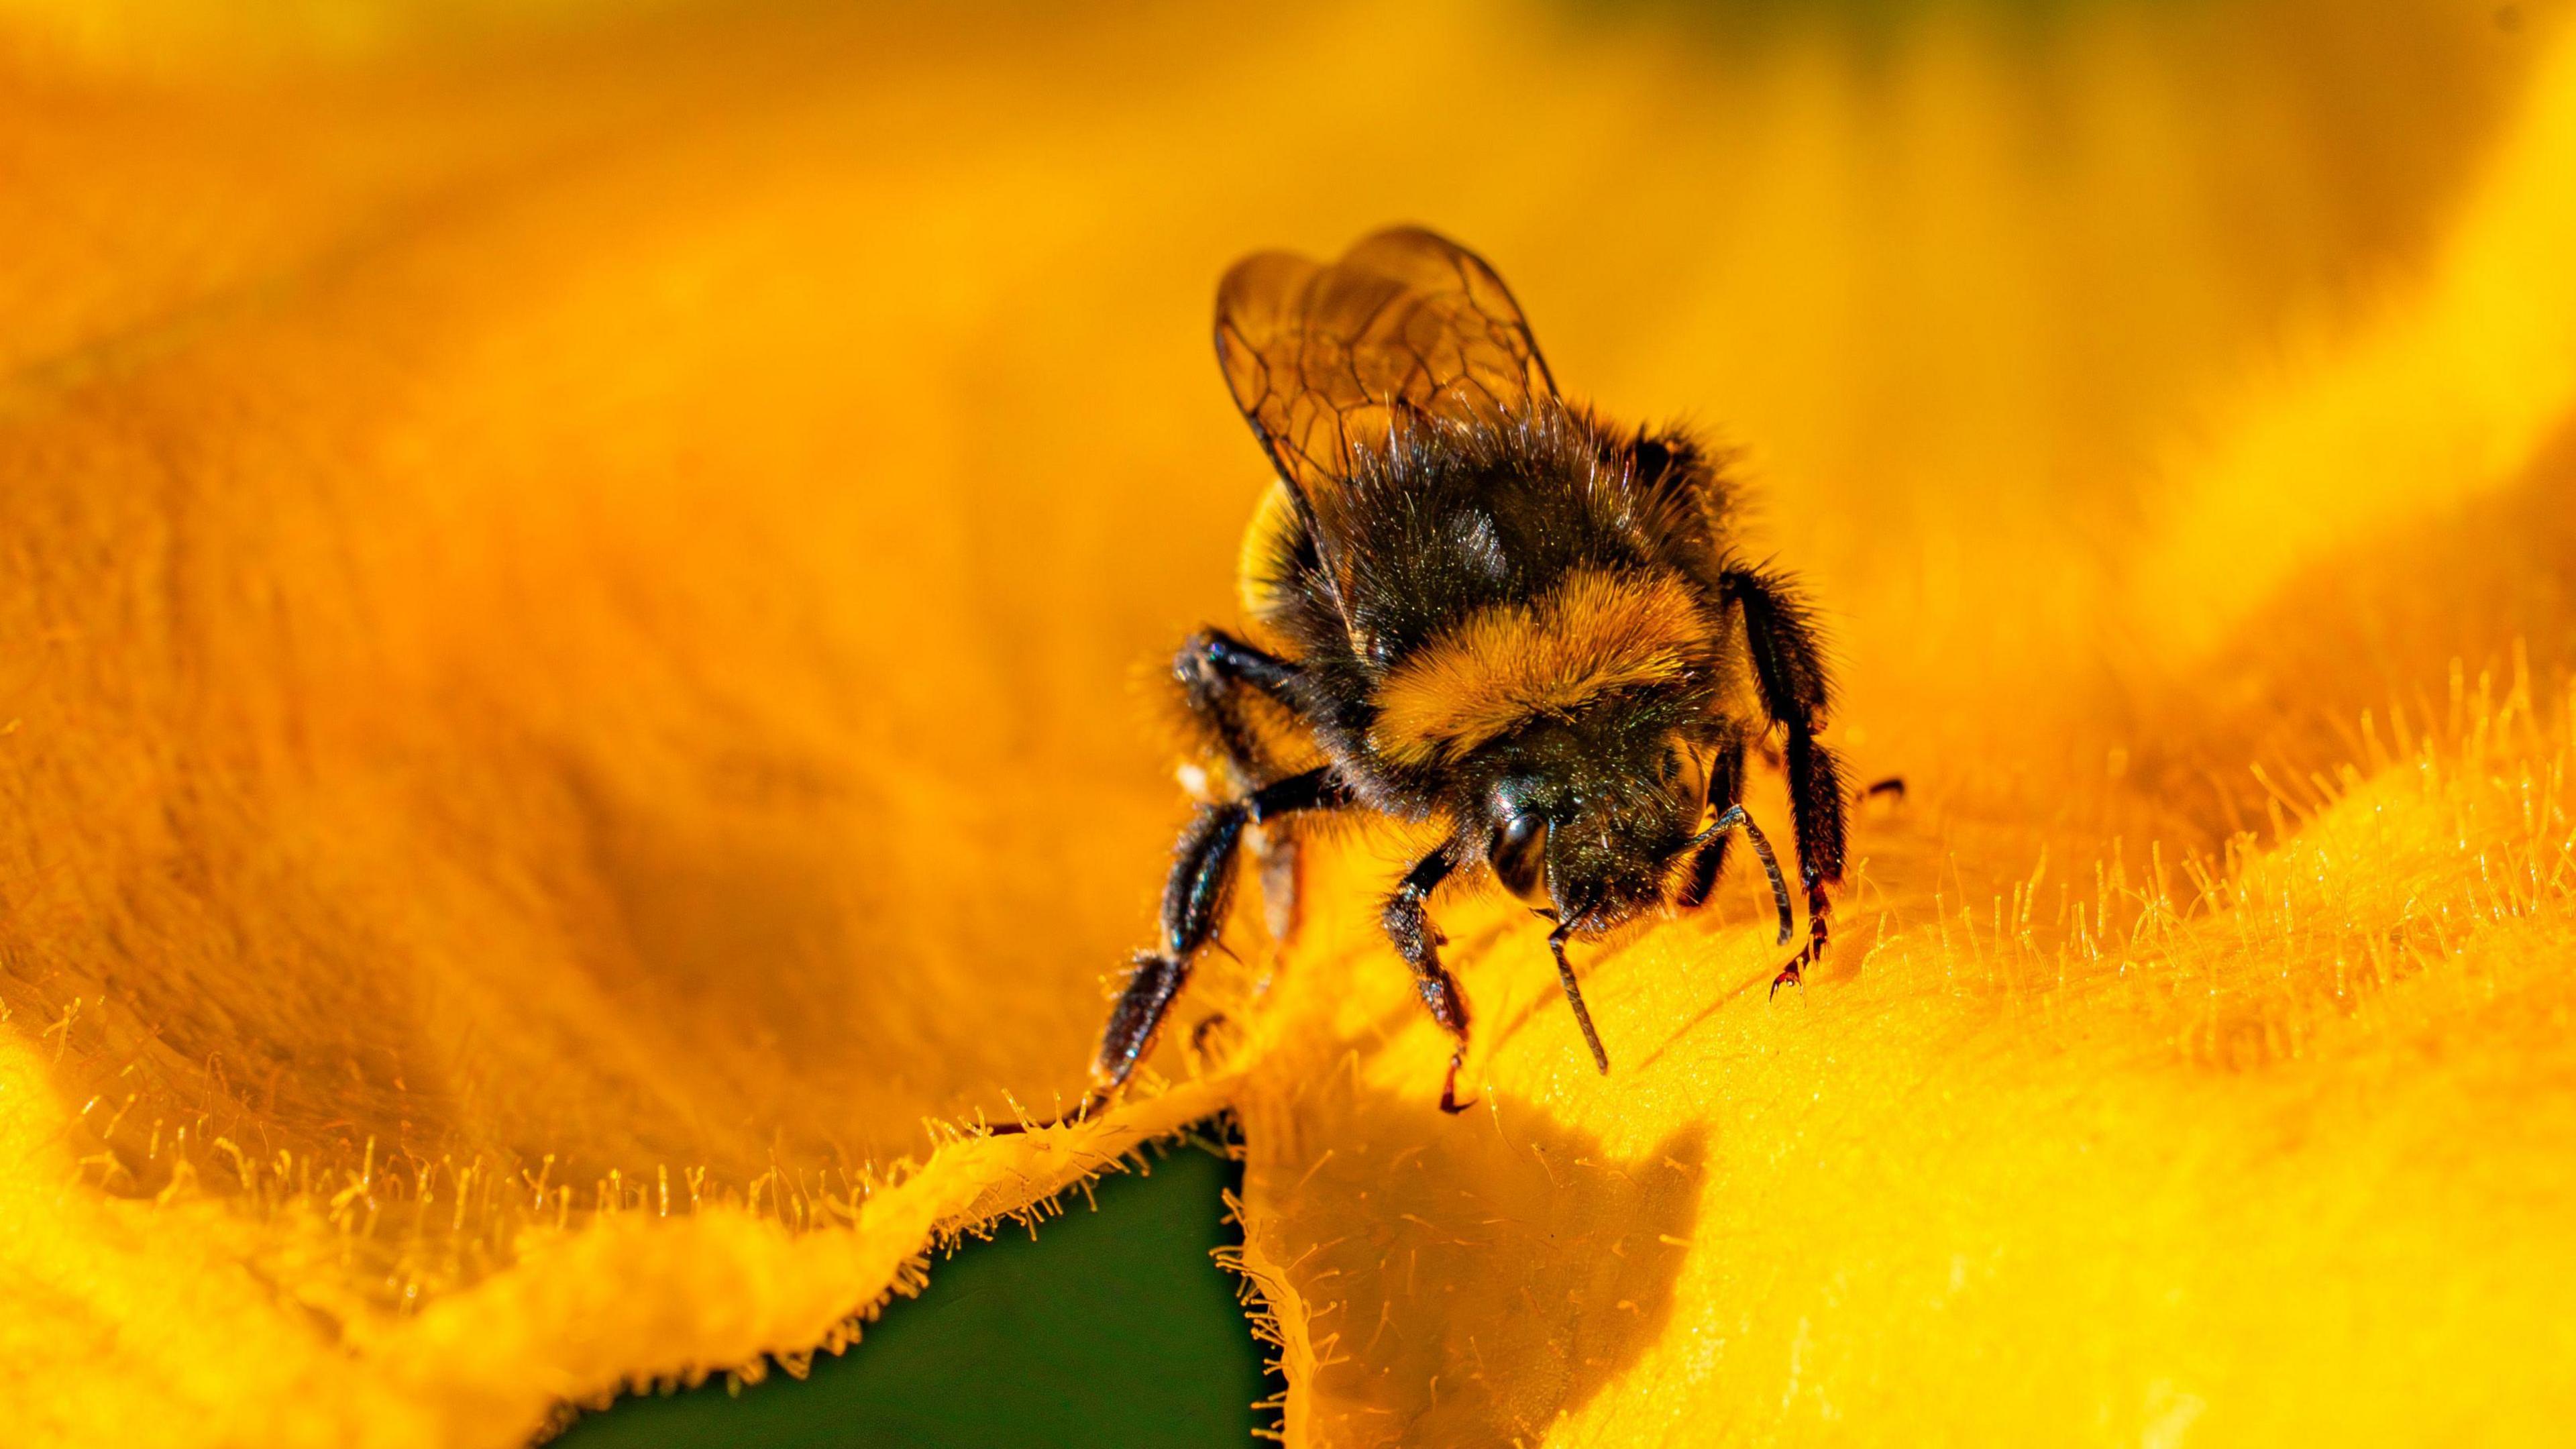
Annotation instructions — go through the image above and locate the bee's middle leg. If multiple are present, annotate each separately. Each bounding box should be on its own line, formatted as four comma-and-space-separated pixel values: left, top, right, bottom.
1173, 627, 1300, 786
1725, 567, 1853, 992
1091, 767, 1345, 1093
1175, 628, 1311, 938
1381, 842, 1473, 1113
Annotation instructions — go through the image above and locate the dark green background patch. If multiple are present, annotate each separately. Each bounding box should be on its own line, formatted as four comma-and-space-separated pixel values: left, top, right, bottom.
557, 1137, 1273, 1448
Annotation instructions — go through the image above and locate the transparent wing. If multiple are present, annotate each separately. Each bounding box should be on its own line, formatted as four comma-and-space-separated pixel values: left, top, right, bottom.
1213, 226, 1558, 500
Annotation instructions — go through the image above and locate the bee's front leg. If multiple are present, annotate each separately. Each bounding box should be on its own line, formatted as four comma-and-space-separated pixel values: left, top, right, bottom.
1674, 735, 1748, 910
1381, 841, 1473, 1113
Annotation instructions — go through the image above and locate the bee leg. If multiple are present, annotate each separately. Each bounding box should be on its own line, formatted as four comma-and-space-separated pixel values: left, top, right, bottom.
1683, 804, 1794, 948
1176, 629, 1315, 937
1381, 843, 1474, 1113
1089, 767, 1347, 1095
1547, 923, 1612, 1074
1092, 951, 1197, 1097
1174, 628, 1303, 786
1675, 735, 1749, 910
1725, 567, 1852, 991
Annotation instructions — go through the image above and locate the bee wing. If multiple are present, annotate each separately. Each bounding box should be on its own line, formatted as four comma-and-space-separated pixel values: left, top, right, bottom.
1214, 226, 1558, 501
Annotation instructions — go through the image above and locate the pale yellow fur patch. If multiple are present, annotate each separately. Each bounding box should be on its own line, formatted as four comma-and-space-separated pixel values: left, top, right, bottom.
1236, 482, 1303, 621
1371, 568, 1712, 766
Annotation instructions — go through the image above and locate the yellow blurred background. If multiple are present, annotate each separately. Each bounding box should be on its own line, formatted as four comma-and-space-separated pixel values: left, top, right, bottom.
3, 1, 2573, 1444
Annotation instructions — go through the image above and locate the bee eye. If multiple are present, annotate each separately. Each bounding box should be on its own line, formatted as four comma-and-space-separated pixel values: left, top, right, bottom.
1489, 812, 1551, 907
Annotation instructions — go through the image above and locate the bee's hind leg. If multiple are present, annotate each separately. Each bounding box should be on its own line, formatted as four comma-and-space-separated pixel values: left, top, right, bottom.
1381, 841, 1474, 1114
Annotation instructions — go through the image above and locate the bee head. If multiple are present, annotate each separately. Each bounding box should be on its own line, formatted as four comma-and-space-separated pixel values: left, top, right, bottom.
1475, 710, 1713, 936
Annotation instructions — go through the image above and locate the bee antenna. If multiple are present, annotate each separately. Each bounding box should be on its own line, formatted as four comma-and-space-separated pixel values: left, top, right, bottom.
1688, 805, 1794, 947
1547, 922, 1612, 1075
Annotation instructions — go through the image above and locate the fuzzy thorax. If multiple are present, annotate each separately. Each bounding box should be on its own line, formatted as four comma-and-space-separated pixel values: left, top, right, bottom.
1369, 566, 1713, 767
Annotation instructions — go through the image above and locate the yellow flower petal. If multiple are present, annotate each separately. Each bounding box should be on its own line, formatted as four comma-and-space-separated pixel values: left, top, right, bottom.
1234, 9, 2576, 1444
0, 8, 1240, 1440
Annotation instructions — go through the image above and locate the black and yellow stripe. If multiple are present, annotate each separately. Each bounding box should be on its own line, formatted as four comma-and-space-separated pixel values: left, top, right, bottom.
1368, 566, 1713, 767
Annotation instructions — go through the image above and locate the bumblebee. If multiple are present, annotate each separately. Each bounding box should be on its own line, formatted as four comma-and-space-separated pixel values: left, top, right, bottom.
1094, 227, 1849, 1115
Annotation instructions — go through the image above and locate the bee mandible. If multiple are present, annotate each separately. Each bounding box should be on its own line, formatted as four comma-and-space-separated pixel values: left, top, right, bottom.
1085, 227, 1851, 1117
